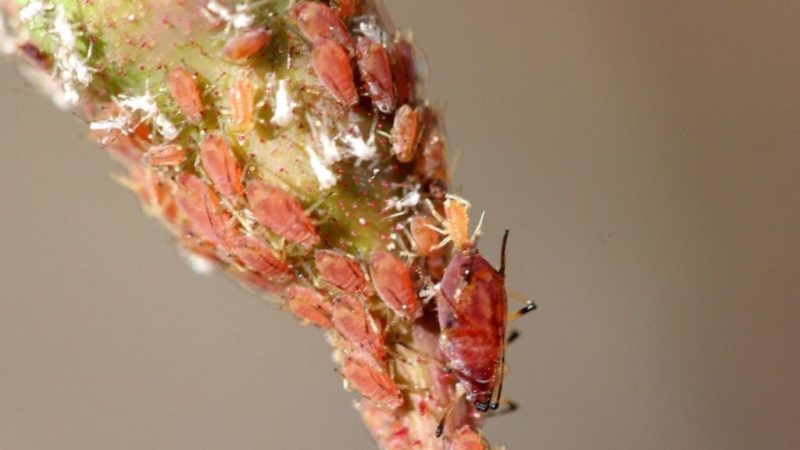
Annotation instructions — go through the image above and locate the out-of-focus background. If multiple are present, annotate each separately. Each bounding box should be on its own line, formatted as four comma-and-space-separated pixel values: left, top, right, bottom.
2, 1, 799, 449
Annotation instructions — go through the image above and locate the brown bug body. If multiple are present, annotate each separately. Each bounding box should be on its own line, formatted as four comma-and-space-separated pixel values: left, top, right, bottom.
370, 251, 422, 321
167, 67, 203, 123
391, 104, 419, 162
410, 215, 440, 256
245, 181, 320, 250
315, 249, 374, 296
312, 39, 358, 106
294, 2, 354, 51
286, 284, 333, 329
355, 36, 395, 113
342, 353, 403, 411
200, 133, 243, 203
223, 28, 271, 61
437, 249, 507, 412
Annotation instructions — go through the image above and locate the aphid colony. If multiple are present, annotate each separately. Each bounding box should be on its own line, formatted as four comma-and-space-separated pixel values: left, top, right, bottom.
4, 1, 532, 448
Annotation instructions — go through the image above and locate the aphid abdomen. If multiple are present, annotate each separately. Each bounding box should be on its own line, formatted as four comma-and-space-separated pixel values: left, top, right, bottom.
332, 295, 386, 364
294, 2, 355, 51
245, 181, 320, 250
391, 105, 419, 163
144, 144, 187, 167
356, 36, 395, 113
312, 39, 359, 106
200, 134, 243, 203
315, 249, 374, 296
223, 28, 272, 61
167, 67, 204, 123
228, 234, 292, 282
370, 251, 423, 320
343, 354, 403, 411
228, 75, 255, 130
174, 172, 230, 246
286, 284, 333, 329
438, 252, 507, 410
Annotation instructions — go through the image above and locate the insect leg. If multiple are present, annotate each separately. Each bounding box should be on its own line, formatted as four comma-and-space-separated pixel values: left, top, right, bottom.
506, 329, 520, 345
499, 229, 510, 276
482, 397, 519, 418
508, 300, 537, 322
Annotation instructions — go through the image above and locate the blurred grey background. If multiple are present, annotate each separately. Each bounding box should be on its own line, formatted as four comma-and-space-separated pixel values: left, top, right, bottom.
2, 1, 800, 449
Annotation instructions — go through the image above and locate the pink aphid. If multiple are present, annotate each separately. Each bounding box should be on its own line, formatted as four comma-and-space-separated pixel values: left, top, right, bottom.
356, 36, 395, 113
312, 39, 358, 106
228, 234, 292, 282
294, 1, 354, 51
370, 251, 422, 321
391, 104, 419, 163
343, 353, 403, 411
200, 133, 243, 204
416, 133, 448, 182
144, 143, 187, 167
167, 67, 204, 123
315, 249, 374, 296
450, 426, 487, 450
174, 172, 230, 246
228, 74, 255, 130
245, 181, 320, 250
286, 284, 333, 329
332, 295, 385, 364
223, 28, 271, 61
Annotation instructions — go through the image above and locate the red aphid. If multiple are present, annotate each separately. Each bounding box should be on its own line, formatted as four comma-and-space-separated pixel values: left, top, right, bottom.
144, 143, 187, 167
315, 249, 374, 296
391, 104, 419, 163
332, 295, 386, 363
167, 67, 204, 123
450, 426, 487, 450
343, 353, 403, 411
174, 172, 230, 246
223, 28, 271, 61
410, 215, 440, 257
228, 74, 255, 130
437, 248, 507, 412
356, 36, 395, 113
228, 234, 292, 282
370, 251, 422, 321
286, 284, 333, 329
294, 1, 354, 51
200, 133, 243, 203
312, 39, 358, 106
245, 181, 320, 250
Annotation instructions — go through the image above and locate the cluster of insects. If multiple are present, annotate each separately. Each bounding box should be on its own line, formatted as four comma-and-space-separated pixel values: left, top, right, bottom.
20, 0, 539, 448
